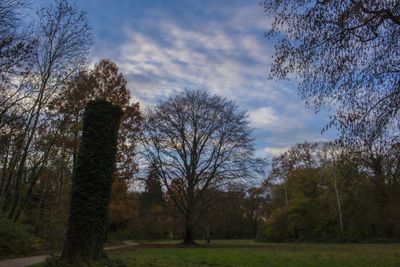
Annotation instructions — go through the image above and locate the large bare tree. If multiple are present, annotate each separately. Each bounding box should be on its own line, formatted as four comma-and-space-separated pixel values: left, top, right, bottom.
262, 1, 400, 141
141, 90, 257, 244
2, 0, 91, 221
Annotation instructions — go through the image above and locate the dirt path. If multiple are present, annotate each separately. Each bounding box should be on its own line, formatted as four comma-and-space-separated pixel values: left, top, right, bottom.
0, 241, 138, 267
0, 255, 47, 267
106, 240, 139, 251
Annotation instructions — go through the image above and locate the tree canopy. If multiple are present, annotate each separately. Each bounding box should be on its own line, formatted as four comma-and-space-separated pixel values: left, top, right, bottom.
263, 0, 400, 141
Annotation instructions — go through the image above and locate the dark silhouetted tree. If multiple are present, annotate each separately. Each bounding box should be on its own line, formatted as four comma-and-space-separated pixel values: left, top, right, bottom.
61, 100, 122, 263
5, 0, 91, 221
262, 1, 400, 142
140, 164, 164, 210
141, 89, 258, 244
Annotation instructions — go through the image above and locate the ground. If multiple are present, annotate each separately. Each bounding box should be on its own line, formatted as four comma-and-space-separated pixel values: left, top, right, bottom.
28, 239, 400, 267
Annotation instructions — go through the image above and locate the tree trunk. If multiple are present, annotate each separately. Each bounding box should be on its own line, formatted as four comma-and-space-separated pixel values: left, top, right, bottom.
34, 182, 46, 233
183, 213, 196, 245
60, 100, 122, 263
206, 223, 210, 243
183, 221, 195, 245
0, 142, 9, 193
333, 168, 344, 236
9, 85, 46, 220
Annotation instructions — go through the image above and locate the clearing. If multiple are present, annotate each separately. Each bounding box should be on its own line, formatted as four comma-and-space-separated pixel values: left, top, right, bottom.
30, 239, 400, 267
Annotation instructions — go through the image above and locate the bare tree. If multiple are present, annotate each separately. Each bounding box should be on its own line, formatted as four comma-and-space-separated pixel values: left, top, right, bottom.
4, 0, 91, 220
0, 0, 32, 80
141, 90, 258, 244
0, 0, 33, 131
262, 1, 400, 140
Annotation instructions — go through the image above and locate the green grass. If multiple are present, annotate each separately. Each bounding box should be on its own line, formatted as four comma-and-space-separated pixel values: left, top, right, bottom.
32, 240, 400, 267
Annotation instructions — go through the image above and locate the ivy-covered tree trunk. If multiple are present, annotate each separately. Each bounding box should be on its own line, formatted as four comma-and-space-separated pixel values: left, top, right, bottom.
61, 100, 122, 263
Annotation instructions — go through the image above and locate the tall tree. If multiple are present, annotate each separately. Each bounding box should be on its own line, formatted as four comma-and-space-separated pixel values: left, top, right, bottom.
262, 1, 400, 140
61, 100, 122, 264
141, 89, 257, 244
140, 164, 164, 210
138, 164, 166, 239
3, 0, 91, 221
0, 0, 32, 140
54, 59, 142, 177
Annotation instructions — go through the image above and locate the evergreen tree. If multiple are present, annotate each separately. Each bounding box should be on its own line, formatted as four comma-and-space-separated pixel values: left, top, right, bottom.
140, 165, 164, 210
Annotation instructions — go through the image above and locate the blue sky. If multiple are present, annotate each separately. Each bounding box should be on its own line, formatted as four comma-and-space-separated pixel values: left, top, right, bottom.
35, 0, 337, 158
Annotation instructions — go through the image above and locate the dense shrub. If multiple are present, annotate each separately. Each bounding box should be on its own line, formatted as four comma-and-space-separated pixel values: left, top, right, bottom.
0, 218, 42, 258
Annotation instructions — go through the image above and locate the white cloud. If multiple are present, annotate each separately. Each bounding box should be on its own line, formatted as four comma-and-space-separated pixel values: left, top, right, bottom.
263, 147, 290, 156
117, 22, 274, 105
248, 107, 278, 128
89, 2, 336, 158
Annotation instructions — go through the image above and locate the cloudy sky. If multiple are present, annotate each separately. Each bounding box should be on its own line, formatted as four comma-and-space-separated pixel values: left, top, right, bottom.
35, 0, 337, 158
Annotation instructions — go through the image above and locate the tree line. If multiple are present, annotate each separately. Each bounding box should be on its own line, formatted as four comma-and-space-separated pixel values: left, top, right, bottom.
259, 140, 400, 242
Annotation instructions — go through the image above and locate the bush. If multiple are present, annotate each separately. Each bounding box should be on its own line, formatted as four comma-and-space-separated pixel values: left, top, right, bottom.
0, 218, 43, 258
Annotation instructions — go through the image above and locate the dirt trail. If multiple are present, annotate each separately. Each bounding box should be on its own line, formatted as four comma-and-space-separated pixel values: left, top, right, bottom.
0, 241, 138, 267
0, 255, 47, 267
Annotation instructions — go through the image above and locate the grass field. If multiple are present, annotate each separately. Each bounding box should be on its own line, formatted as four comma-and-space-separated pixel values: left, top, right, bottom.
33, 240, 400, 267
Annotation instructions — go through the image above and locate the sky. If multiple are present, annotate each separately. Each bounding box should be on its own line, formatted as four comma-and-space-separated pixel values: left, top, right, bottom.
34, 0, 337, 158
